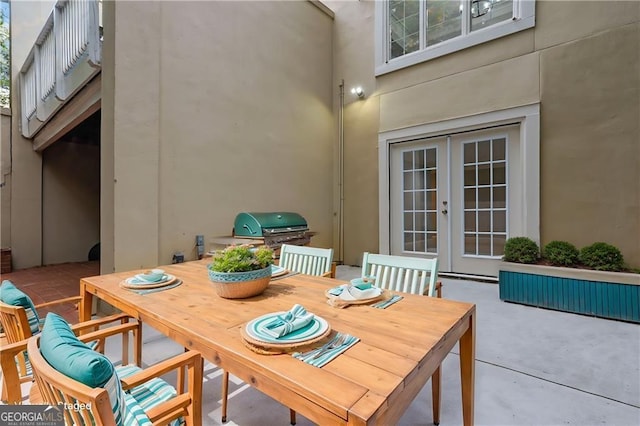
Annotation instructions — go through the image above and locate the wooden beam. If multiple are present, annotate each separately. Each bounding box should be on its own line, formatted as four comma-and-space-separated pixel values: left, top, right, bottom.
32, 74, 101, 152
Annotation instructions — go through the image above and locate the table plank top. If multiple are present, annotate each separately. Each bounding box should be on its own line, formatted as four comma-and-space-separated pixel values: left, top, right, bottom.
80, 260, 475, 425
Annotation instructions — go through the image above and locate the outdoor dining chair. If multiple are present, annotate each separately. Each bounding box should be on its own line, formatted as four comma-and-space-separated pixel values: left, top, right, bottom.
361, 252, 442, 425
278, 244, 335, 278
221, 244, 335, 424
27, 313, 203, 425
0, 280, 140, 404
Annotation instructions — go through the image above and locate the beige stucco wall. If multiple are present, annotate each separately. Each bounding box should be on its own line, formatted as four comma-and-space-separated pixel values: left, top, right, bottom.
0, 108, 10, 249
102, 1, 335, 272
7, 1, 57, 269
329, 0, 639, 268
325, 0, 379, 266
42, 141, 100, 264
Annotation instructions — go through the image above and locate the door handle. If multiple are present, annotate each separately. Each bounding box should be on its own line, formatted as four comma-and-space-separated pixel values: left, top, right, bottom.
441, 200, 448, 215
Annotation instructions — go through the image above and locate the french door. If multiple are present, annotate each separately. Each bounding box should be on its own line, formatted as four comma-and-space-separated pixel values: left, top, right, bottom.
390, 125, 521, 277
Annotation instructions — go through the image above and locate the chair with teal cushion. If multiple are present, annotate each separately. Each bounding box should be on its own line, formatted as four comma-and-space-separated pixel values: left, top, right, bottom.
0, 280, 139, 404
361, 252, 442, 425
28, 313, 203, 426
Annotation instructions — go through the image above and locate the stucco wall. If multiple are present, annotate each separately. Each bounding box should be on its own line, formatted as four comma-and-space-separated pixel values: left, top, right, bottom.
102, 1, 335, 272
42, 141, 100, 264
1, 108, 10, 248
329, 0, 640, 268
7, 1, 56, 269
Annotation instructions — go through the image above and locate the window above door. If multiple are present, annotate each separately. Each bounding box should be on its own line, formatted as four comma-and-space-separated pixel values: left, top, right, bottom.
375, 0, 536, 75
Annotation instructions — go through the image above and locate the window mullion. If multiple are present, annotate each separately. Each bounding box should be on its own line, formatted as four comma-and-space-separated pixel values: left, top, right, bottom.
461, 0, 470, 36
420, 0, 425, 50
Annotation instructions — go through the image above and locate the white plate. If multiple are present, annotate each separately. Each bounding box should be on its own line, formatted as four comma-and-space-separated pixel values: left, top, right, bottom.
245, 312, 329, 344
125, 274, 175, 286
271, 265, 288, 278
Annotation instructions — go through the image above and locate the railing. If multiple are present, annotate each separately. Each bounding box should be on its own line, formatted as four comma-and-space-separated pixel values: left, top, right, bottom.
19, 0, 101, 139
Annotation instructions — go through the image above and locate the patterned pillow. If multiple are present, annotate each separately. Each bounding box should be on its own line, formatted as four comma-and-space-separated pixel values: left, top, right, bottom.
0, 280, 40, 335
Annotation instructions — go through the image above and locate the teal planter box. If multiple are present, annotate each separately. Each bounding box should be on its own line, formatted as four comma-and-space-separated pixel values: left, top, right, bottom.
499, 263, 640, 323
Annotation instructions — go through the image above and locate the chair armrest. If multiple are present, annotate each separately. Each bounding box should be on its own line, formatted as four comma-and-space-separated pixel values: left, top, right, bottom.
321, 271, 333, 278
74, 321, 140, 344
0, 340, 28, 404
121, 350, 203, 425
34, 296, 82, 310
70, 313, 133, 334
120, 350, 201, 390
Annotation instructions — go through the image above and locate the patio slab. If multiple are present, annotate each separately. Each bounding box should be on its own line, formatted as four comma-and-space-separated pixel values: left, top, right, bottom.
2, 264, 639, 425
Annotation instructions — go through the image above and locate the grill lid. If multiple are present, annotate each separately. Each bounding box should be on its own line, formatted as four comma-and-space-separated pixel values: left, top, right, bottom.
233, 212, 308, 237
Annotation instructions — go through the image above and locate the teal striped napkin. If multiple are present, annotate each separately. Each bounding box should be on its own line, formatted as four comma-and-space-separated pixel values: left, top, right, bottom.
292, 333, 359, 368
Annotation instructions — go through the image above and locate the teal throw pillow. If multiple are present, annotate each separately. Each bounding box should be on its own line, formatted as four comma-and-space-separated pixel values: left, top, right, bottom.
39, 313, 114, 388
0, 280, 40, 334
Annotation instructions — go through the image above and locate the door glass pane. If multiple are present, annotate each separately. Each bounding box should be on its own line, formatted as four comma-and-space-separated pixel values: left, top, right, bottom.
478, 187, 490, 209
426, 170, 437, 189
493, 210, 506, 233
426, 149, 437, 168
427, 233, 438, 252
425, 0, 462, 47
402, 147, 438, 255
493, 162, 506, 185
464, 188, 476, 209
403, 151, 413, 169
477, 140, 491, 162
478, 211, 491, 232
404, 212, 414, 231
470, 0, 513, 32
404, 192, 413, 210
462, 136, 509, 257
414, 170, 425, 189
493, 186, 506, 208
464, 165, 476, 186
464, 211, 476, 232
416, 212, 426, 231
464, 233, 476, 254
493, 138, 506, 160
404, 232, 413, 251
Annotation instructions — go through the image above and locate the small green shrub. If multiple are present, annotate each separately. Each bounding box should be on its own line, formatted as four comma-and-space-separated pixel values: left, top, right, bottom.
503, 237, 540, 264
209, 245, 274, 273
543, 241, 579, 266
579, 242, 624, 271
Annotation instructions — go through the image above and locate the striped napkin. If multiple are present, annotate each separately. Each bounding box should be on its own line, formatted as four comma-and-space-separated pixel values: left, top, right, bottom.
260, 304, 314, 338
292, 333, 359, 368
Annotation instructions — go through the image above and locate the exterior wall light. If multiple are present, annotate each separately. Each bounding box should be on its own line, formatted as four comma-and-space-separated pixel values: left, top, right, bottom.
351, 86, 365, 99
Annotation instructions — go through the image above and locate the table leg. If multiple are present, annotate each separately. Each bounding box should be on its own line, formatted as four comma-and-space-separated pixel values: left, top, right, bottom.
79, 282, 93, 323
459, 311, 475, 426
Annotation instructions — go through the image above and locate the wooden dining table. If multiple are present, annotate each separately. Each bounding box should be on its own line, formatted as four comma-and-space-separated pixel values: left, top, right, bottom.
79, 260, 475, 425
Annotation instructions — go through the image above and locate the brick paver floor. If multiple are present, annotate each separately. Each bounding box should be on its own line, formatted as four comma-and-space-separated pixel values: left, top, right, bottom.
1, 261, 100, 323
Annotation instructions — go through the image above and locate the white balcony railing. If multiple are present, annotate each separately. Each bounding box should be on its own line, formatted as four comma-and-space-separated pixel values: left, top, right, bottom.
20, 0, 101, 139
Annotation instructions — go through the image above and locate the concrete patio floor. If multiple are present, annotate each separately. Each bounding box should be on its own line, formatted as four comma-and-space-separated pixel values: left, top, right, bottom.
2, 264, 639, 425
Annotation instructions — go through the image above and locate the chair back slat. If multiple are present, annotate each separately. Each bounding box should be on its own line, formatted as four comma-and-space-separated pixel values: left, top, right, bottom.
279, 245, 334, 277
362, 253, 439, 297
0, 301, 32, 343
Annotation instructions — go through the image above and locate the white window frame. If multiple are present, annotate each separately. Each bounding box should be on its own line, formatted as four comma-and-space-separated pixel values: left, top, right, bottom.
375, 0, 536, 76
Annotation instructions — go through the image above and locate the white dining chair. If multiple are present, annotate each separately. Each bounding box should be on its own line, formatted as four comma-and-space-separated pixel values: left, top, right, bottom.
361, 252, 442, 425
278, 244, 335, 278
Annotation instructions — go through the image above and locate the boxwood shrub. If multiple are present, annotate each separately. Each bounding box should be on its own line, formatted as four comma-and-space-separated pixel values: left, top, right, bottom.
579, 242, 624, 271
543, 241, 579, 267
503, 237, 540, 264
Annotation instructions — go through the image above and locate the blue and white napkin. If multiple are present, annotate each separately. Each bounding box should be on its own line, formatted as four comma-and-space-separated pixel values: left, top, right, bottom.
259, 304, 314, 338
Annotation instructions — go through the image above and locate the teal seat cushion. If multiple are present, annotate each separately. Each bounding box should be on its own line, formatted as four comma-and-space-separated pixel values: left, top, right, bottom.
0, 280, 40, 335
39, 312, 114, 388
